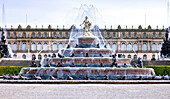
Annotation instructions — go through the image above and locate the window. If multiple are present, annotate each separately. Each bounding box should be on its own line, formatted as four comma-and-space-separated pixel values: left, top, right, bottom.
113, 33, 116, 38
14, 33, 17, 38
127, 43, 131, 52
112, 43, 116, 51
44, 54, 47, 58
152, 55, 155, 58
32, 42, 36, 51
107, 33, 110, 38
159, 33, 161, 38
8, 43, 11, 50
38, 43, 42, 51
122, 33, 125, 38
143, 43, 147, 51
53, 43, 57, 51
152, 43, 156, 51
13, 42, 17, 51
13, 54, 17, 59
52, 53, 56, 58
66, 33, 68, 38
44, 42, 48, 51
38, 54, 41, 60
38, 33, 41, 38
134, 33, 137, 38
143, 33, 146, 38
8, 33, 10, 38
153, 33, 155, 38
101, 33, 104, 37
53, 33, 56, 37
60, 33, 62, 38
121, 43, 125, 52
143, 55, 147, 60
128, 33, 131, 38
128, 55, 131, 58
106, 43, 110, 48
59, 43, 63, 50
22, 54, 26, 59
134, 55, 137, 60
65, 43, 68, 48
32, 54, 36, 59
23, 33, 26, 38
32, 33, 35, 38
133, 43, 137, 52
122, 55, 125, 58
158, 43, 162, 51
22, 42, 26, 51
44, 33, 47, 38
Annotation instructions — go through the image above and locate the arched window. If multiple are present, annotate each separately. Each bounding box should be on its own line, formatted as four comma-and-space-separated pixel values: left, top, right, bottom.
8, 43, 11, 50
107, 33, 110, 38
133, 43, 137, 52
159, 33, 161, 38
113, 33, 116, 38
134, 55, 137, 60
121, 43, 125, 52
134, 33, 137, 38
143, 55, 147, 60
143, 33, 146, 38
44, 42, 48, 51
127, 43, 131, 52
14, 33, 17, 38
53, 43, 57, 51
152, 43, 156, 51
143, 43, 147, 51
38, 33, 41, 38
65, 43, 68, 48
53, 33, 56, 37
65, 33, 69, 38
101, 33, 104, 37
32, 54, 36, 60
60, 33, 62, 38
112, 43, 116, 51
59, 43, 63, 50
32, 42, 36, 51
32, 33, 35, 38
106, 43, 110, 48
153, 33, 155, 38
44, 33, 47, 38
23, 42, 26, 51
128, 33, 131, 38
13, 42, 17, 51
38, 54, 41, 60
158, 43, 162, 52
52, 53, 56, 58
38, 42, 42, 51
128, 55, 131, 58
13, 54, 17, 59
8, 33, 10, 38
23, 33, 26, 38
22, 54, 26, 59
122, 55, 125, 58
44, 54, 47, 58
122, 33, 125, 38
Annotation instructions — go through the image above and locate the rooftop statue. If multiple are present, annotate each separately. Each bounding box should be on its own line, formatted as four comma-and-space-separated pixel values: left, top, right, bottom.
80, 16, 93, 36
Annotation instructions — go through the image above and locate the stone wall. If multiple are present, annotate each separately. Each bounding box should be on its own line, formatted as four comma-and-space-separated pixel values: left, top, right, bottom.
131, 60, 170, 66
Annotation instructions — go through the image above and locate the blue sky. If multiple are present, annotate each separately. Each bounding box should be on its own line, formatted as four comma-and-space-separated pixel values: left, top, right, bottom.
0, 0, 169, 29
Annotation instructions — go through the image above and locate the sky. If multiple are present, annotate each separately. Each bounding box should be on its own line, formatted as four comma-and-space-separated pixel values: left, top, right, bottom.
0, 0, 169, 29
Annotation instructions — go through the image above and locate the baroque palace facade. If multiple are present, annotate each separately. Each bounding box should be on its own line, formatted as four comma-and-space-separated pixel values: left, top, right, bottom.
0, 25, 165, 60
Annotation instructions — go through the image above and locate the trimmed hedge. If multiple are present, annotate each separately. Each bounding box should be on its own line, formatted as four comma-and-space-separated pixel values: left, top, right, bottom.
0, 66, 28, 75
144, 66, 170, 76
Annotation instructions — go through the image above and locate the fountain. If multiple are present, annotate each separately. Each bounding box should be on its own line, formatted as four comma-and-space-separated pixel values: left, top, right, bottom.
19, 16, 155, 80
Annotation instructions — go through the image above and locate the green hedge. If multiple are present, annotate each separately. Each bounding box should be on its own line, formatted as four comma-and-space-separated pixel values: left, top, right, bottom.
144, 66, 170, 76
0, 66, 28, 75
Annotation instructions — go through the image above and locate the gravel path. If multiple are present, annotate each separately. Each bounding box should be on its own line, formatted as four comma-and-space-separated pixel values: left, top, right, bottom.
0, 84, 169, 99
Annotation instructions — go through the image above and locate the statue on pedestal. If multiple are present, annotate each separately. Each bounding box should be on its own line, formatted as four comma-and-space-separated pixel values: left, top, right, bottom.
80, 16, 93, 36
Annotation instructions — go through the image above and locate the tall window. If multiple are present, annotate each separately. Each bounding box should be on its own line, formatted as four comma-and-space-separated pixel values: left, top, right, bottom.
59, 43, 63, 50
152, 43, 156, 51
106, 43, 110, 48
128, 33, 131, 38
143, 55, 147, 60
44, 54, 47, 58
153, 33, 155, 38
14, 33, 17, 38
113, 33, 116, 38
159, 33, 161, 38
127, 43, 131, 52
44, 33, 47, 38
32, 54, 36, 59
23, 42, 26, 51
158, 43, 162, 52
8, 33, 10, 38
44, 42, 48, 51
143, 43, 147, 51
143, 33, 146, 38
121, 43, 125, 52
23, 33, 26, 38
38, 33, 41, 38
60, 33, 62, 38
8, 43, 11, 50
66, 33, 68, 38
134, 55, 137, 60
122, 33, 125, 38
133, 43, 137, 52
53, 43, 57, 51
22, 54, 26, 59
38, 42, 42, 51
32, 42, 36, 51
38, 54, 41, 60
13, 42, 17, 51
32, 33, 35, 38
53, 33, 56, 37
128, 55, 131, 58
107, 33, 110, 38
134, 33, 137, 38
101, 33, 104, 37
112, 43, 116, 51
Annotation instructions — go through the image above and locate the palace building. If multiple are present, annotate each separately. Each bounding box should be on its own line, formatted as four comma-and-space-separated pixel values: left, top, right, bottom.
0, 25, 165, 60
